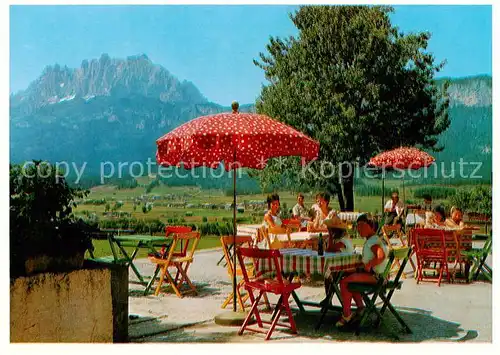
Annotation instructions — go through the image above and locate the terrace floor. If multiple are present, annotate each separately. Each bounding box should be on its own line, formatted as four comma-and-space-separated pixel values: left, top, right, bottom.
126, 243, 492, 343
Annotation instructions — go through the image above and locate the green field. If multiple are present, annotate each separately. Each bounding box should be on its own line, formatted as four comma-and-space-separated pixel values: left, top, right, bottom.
77, 178, 465, 260
87, 235, 222, 259
76, 179, 452, 224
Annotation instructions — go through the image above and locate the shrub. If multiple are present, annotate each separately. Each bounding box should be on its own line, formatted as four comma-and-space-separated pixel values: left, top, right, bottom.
10, 161, 94, 277
202, 216, 208, 222
450, 186, 492, 215
413, 186, 456, 200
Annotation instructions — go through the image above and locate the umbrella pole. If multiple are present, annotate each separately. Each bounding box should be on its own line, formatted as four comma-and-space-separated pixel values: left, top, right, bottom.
381, 171, 385, 214
233, 155, 237, 313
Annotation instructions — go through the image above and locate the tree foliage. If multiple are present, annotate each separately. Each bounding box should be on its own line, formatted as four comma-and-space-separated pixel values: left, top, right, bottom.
10, 161, 94, 277
254, 5, 450, 210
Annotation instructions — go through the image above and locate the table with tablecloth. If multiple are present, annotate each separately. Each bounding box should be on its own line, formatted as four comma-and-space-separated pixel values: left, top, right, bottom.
254, 248, 363, 312
237, 224, 322, 247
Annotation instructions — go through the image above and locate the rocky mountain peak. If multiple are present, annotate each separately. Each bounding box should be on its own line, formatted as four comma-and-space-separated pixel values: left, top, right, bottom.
11, 53, 208, 114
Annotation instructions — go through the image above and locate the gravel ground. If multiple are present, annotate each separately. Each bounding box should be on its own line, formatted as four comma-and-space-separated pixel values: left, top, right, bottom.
126, 245, 492, 343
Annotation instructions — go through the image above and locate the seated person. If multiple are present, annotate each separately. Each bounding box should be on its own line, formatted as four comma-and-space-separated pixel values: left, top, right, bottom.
292, 193, 311, 228
421, 194, 434, 212
263, 193, 283, 228
424, 205, 447, 228
307, 192, 336, 232
336, 214, 389, 328
445, 206, 465, 229
326, 225, 354, 253
384, 191, 405, 226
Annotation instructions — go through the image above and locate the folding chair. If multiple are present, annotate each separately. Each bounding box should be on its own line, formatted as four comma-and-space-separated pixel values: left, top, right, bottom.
413, 229, 450, 286
282, 219, 301, 233
237, 247, 302, 340
461, 233, 492, 282
267, 226, 291, 249
149, 231, 201, 298
382, 225, 412, 279
220, 236, 270, 311
348, 247, 412, 338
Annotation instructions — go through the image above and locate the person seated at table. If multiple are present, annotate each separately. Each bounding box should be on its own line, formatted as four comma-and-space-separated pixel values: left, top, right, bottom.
384, 191, 405, 226
308, 192, 335, 232
445, 206, 465, 229
336, 214, 389, 328
292, 193, 312, 228
326, 222, 353, 253
308, 193, 321, 219
263, 193, 286, 230
424, 205, 447, 229
421, 194, 434, 212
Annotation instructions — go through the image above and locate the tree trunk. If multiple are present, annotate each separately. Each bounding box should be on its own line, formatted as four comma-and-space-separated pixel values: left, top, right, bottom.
342, 163, 355, 212
331, 180, 345, 212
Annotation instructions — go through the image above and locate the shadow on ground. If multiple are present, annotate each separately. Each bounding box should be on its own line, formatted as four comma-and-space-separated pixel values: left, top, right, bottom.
128, 281, 223, 298
291, 306, 478, 343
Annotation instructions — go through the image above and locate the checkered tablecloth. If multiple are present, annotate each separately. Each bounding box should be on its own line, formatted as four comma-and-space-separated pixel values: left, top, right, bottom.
255, 248, 363, 278
337, 212, 364, 222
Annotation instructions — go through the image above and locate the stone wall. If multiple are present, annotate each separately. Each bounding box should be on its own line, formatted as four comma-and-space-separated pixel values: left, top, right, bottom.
10, 262, 128, 343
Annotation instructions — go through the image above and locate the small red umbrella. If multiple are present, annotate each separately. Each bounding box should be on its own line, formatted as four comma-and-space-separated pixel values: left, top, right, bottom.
368, 147, 435, 213
156, 102, 319, 312
368, 147, 435, 171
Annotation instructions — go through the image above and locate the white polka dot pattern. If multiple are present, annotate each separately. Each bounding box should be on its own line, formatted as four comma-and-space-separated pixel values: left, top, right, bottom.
156, 112, 320, 170
368, 147, 435, 170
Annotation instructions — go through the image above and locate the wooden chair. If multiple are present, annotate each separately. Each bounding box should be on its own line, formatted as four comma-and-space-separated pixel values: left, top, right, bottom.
267, 226, 292, 249
348, 247, 412, 338
220, 236, 270, 311
413, 229, 450, 286
237, 247, 302, 340
149, 231, 201, 298
461, 233, 492, 282
282, 219, 301, 233
382, 225, 411, 279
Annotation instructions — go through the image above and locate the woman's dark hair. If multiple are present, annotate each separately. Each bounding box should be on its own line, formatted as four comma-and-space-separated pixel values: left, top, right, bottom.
318, 192, 330, 203
423, 194, 432, 201
356, 213, 378, 232
434, 205, 446, 219
266, 193, 280, 209
328, 227, 346, 240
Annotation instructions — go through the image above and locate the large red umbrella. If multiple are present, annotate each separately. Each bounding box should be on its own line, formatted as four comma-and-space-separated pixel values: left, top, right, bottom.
368, 147, 435, 214
156, 102, 319, 312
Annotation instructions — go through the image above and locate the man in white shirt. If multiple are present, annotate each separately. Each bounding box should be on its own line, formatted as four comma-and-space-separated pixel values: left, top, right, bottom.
384, 191, 405, 225
292, 193, 311, 227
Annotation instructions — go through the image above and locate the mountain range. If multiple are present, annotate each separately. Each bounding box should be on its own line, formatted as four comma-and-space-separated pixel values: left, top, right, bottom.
9, 54, 492, 181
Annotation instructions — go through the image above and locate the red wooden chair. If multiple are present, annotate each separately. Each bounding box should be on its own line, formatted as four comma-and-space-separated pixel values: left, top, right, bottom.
282, 218, 301, 232
413, 228, 450, 286
236, 247, 302, 340
165, 226, 193, 256
220, 235, 270, 311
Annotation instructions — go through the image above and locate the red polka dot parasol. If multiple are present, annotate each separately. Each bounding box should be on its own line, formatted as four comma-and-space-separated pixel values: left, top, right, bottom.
155, 103, 319, 314
156, 107, 319, 171
368, 147, 435, 170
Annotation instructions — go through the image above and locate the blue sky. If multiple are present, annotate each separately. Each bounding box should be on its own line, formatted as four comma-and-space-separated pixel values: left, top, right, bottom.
10, 5, 492, 105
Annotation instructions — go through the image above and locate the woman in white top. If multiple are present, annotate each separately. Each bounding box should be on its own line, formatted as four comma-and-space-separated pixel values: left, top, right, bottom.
308, 192, 335, 232
445, 206, 465, 229
337, 214, 389, 328
263, 193, 283, 228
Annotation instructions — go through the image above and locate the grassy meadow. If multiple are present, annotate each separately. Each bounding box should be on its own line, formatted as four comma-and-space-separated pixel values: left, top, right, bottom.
76, 177, 462, 259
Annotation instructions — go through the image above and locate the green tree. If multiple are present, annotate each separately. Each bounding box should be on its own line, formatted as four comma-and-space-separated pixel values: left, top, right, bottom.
10, 161, 93, 277
254, 5, 450, 211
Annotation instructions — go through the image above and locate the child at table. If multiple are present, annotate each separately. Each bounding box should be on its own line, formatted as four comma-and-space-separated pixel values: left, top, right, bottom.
323, 221, 354, 297
325, 215, 353, 253
336, 214, 389, 328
